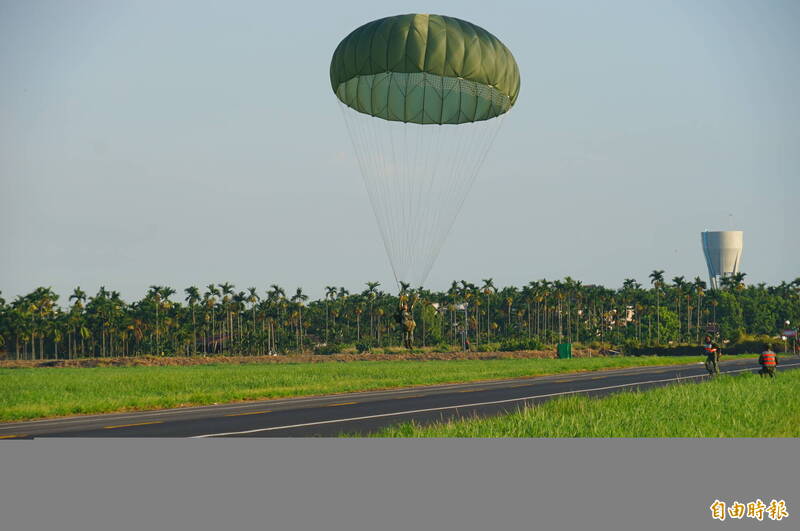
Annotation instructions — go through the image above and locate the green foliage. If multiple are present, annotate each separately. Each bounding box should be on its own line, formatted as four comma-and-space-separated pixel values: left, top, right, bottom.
355, 341, 372, 354
654, 307, 680, 343
499, 338, 545, 351
421, 304, 443, 345
620, 338, 643, 354
731, 334, 775, 354
476, 342, 501, 352
432, 342, 455, 353
718, 291, 745, 340
314, 343, 341, 355
368, 370, 800, 437
2, 276, 797, 360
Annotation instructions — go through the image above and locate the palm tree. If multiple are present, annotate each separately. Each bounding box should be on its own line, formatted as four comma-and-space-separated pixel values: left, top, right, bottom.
324, 286, 337, 343
500, 287, 518, 336
693, 277, 706, 342
365, 282, 380, 340
291, 287, 308, 350
69, 287, 87, 356
267, 285, 286, 354
203, 284, 220, 353
219, 283, 235, 352
399, 281, 411, 295
147, 286, 163, 354
731, 272, 747, 291
245, 287, 259, 353
335, 287, 349, 339
649, 270, 665, 344
107, 290, 123, 357
553, 280, 566, 341
160, 287, 176, 354
481, 278, 496, 341
672, 276, 686, 340
354, 304, 363, 341
539, 279, 552, 341
231, 291, 247, 353
184, 286, 201, 355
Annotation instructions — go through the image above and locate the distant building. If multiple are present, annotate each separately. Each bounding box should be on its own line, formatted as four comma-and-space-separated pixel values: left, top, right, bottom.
701, 230, 743, 289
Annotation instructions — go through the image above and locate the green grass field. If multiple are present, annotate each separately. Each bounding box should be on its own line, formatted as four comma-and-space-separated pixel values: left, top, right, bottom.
0, 355, 757, 422
366, 369, 800, 437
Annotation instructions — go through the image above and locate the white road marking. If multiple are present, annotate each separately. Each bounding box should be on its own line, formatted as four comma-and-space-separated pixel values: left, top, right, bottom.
193, 364, 796, 438
4, 360, 794, 436
5, 362, 722, 431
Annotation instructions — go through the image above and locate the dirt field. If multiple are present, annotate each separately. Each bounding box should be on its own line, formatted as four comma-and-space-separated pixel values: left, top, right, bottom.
0, 349, 607, 369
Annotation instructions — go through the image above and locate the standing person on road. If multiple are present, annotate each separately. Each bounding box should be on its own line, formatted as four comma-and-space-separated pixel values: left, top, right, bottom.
758, 343, 778, 378
702, 335, 721, 376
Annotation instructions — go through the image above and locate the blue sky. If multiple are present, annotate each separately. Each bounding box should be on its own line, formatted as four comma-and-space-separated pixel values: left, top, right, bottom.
1, 0, 798, 301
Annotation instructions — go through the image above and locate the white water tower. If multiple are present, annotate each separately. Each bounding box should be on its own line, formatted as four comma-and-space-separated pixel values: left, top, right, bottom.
701, 230, 743, 289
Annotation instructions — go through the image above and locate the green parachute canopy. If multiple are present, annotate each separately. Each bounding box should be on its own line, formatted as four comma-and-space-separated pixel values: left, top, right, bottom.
330, 14, 520, 125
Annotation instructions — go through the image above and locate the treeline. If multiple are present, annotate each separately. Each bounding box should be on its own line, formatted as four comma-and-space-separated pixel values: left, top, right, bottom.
1, 273, 798, 360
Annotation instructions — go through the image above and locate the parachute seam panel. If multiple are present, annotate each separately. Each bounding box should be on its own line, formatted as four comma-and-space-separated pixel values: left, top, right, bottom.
331, 14, 519, 103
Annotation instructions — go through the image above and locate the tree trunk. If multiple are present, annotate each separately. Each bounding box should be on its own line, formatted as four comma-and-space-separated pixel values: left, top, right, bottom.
192, 308, 196, 356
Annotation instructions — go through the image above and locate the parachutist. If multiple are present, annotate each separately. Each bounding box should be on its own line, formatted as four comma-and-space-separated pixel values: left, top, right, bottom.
397, 294, 417, 350
332, 14, 519, 288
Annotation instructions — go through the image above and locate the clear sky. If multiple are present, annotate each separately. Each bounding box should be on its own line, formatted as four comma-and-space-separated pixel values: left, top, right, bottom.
1, 0, 798, 302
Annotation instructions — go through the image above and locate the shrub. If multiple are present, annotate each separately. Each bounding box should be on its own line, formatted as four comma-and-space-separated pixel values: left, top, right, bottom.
315, 343, 341, 355
620, 339, 642, 355
499, 338, 545, 352
476, 342, 501, 352
355, 341, 372, 354
432, 342, 454, 353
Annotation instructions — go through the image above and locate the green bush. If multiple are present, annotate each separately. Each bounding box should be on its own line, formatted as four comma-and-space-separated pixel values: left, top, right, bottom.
499, 338, 545, 351
476, 342, 501, 352
315, 343, 341, 355
620, 339, 642, 354
733, 334, 774, 353
355, 341, 372, 354
432, 342, 454, 353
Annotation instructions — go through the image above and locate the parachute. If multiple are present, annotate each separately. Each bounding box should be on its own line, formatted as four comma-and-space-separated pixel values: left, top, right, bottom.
331, 13, 520, 287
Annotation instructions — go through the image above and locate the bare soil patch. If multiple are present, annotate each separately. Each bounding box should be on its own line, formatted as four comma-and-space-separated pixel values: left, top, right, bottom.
0, 349, 607, 369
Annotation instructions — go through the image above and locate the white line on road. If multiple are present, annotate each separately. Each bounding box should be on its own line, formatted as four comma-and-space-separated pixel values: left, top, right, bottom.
193, 363, 799, 438
0, 365, 681, 431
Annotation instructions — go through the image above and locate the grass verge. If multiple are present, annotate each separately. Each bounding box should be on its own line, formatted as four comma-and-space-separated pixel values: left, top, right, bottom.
366, 370, 800, 437
0, 354, 757, 423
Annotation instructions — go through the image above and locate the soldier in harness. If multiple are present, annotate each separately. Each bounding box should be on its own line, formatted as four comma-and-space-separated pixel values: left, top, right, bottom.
396, 293, 417, 350
702, 335, 722, 376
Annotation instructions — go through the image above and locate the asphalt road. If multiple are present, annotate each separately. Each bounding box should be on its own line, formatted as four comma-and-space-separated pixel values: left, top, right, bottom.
2, 357, 798, 439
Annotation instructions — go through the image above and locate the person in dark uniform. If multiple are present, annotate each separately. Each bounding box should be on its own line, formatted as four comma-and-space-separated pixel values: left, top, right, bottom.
397, 295, 417, 350
702, 335, 721, 376
758, 343, 778, 378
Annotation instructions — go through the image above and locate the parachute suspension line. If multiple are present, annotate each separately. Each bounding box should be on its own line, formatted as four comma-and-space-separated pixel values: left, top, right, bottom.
432, 114, 506, 284
339, 101, 399, 287
339, 99, 506, 288
413, 121, 447, 284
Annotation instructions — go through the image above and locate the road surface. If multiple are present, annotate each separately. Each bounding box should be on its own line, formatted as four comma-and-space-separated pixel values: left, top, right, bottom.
1, 357, 797, 438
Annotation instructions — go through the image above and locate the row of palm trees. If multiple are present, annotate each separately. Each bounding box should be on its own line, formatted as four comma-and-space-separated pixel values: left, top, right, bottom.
1, 274, 797, 360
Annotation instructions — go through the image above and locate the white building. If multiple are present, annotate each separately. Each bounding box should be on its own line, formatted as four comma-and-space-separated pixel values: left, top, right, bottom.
701, 230, 743, 289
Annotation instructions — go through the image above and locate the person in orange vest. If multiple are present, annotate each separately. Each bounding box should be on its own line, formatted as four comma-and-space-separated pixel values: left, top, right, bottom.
702, 335, 721, 375
758, 343, 778, 378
